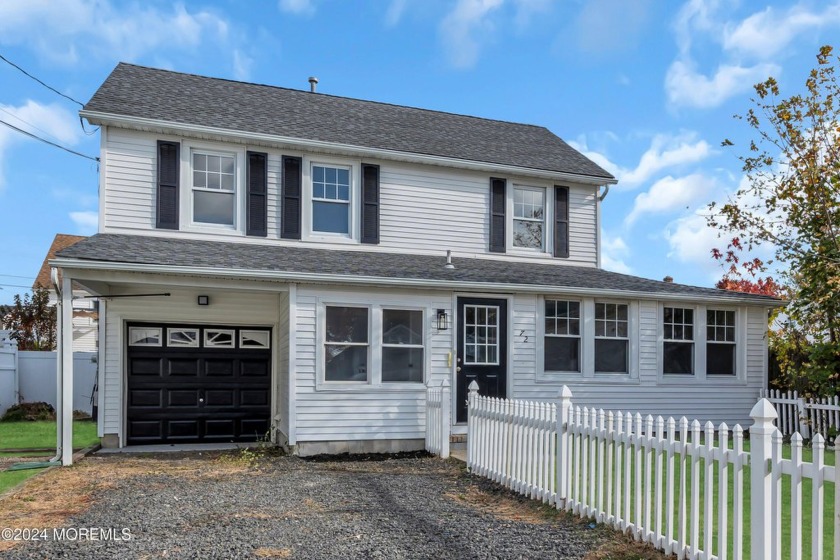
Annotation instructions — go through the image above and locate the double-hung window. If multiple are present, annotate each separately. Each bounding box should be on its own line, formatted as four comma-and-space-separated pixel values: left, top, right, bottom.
663, 307, 694, 374
312, 164, 351, 235
382, 309, 424, 383
192, 151, 236, 226
707, 309, 736, 375
324, 306, 369, 382
544, 300, 580, 372
512, 186, 545, 250
595, 302, 629, 374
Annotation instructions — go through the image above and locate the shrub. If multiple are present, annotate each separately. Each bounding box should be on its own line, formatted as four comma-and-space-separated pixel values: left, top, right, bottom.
1, 402, 56, 421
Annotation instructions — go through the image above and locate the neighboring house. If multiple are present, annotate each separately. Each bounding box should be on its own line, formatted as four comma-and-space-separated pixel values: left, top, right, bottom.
34, 234, 98, 352
50, 63, 781, 455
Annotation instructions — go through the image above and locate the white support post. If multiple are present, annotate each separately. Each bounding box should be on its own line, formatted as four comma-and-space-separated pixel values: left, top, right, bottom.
467, 380, 479, 468
440, 379, 451, 459
556, 385, 573, 507
60, 275, 74, 466
749, 398, 778, 560
796, 396, 811, 439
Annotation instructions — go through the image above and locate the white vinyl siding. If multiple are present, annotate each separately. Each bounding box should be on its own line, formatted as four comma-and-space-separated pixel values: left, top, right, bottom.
100, 129, 599, 266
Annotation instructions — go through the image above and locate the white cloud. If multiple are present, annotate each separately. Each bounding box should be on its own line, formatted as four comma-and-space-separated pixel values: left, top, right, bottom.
512, 0, 552, 29
625, 173, 711, 226
278, 0, 315, 16
723, 3, 840, 60
571, 132, 712, 189
439, 0, 504, 68
0, 100, 81, 190
385, 0, 408, 27
574, 0, 652, 54
69, 211, 98, 235
663, 211, 725, 275
0, 1, 232, 65
232, 50, 253, 81
600, 233, 632, 274
665, 59, 779, 109
673, 0, 721, 55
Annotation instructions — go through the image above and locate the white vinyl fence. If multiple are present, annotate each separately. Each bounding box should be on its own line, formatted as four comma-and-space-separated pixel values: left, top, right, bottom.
762, 389, 840, 439
424, 379, 450, 459
459, 382, 838, 560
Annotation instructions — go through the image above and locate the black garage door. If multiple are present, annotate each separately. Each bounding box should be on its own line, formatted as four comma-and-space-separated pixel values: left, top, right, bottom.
126, 323, 272, 445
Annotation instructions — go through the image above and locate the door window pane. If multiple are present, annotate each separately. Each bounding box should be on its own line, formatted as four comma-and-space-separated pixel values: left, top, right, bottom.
463, 304, 500, 365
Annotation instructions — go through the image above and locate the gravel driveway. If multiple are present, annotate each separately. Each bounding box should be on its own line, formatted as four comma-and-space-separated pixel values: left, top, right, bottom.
2, 451, 642, 559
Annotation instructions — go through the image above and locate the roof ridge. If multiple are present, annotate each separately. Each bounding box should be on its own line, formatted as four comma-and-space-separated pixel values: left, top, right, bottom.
111, 62, 552, 132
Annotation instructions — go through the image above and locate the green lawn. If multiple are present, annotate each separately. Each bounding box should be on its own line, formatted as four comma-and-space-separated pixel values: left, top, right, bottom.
0, 421, 98, 450
0, 469, 43, 494
578, 438, 836, 559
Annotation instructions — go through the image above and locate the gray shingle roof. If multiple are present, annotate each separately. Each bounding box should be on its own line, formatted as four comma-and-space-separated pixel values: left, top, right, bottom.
83, 63, 614, 180
56, 234, 780, 305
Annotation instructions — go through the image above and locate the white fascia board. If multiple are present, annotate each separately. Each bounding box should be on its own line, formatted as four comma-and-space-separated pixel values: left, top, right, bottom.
52, 257, 783, 307
80, 110, 618, 187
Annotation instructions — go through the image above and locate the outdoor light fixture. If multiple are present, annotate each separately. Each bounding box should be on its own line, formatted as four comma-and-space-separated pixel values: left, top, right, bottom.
436, 309, 449, 331
197, 295, 210, 306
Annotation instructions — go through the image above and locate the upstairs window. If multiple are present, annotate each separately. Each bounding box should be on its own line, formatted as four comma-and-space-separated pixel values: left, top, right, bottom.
707, 309, 736, 375
663, 307, 694, 374
595, 302, 629, 374
192, 151, 236, 226
312, 164, 351, 235
512, 186, 545, 250
544, 300, 580, 372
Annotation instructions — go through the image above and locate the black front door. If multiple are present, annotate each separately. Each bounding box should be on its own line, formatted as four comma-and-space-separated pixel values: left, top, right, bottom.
456, 297, 507, 423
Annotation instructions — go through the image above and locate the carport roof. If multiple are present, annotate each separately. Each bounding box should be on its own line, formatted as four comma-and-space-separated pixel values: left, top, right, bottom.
55, 234, 782, 305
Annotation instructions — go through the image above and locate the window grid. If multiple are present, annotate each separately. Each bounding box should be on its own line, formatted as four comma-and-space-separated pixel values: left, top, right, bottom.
512, 186, 545, 250
707, 309, 736, 342
663, 307, 694, 341
594, 302, 629, 339
192, 152, 235, 192
463, 305, 499, 365
312, 165, 351, 203
545, 300, 580, 337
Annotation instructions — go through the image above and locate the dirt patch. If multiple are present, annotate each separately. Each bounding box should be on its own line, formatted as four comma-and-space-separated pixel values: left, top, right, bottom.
253, 547, 293, 558
445, 484, 553, 525
584, 531, 668, 560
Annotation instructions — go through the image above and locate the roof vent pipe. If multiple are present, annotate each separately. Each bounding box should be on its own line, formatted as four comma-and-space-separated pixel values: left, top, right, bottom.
308, 76, 318, 93
663, 276, 674, 283
445, 250, 455, 270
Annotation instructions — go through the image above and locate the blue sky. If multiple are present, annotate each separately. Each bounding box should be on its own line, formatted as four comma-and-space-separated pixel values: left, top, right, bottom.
0, 0, 835, 304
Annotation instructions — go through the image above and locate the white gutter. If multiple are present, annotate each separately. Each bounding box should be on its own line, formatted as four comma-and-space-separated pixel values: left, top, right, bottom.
52, 257, 783, 307
80, 110, 618, 187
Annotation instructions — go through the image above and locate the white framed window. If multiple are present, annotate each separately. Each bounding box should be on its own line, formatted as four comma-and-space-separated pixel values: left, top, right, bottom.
512, 186, 545, 250
167, 328, 199, 348
311, 164, 352, 235
595, 302, 628, 374
381, 309, 424, 383
544, 300, 580, 372
663, 307, 694, 375
128, 327, 162, 347
240, 330, 271, 349
463, 304, 500, 365
324, 306, 370, 382
707, 309, 736, 375
192, 150, 236, 226
204, 329, 235, 348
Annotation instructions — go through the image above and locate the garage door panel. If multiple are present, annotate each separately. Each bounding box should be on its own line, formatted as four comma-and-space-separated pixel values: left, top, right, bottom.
129, 389, 163, 407
127, 323, 271, 445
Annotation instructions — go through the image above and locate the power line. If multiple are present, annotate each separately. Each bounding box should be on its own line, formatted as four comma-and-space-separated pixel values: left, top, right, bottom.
0, 119, 99, 162
0, 53, 84, 107
0, 274, 35, 280
0, 106, 71, 147
0, 283, 34, 289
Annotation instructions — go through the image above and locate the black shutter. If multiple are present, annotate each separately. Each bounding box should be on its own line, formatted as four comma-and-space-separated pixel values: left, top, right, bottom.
554, 186, 570, 258
361, 163, 380, 244
489, 177, 506, 253
281, 156, 302, 240
246, 151, 268, 237
156, 140, 180, 230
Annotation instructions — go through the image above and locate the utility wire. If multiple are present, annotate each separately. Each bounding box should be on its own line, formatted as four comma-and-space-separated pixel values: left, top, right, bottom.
0, 53, 84, 107
0, 119, 99, 162
0, 274, 36, 280
0, 106, 71, 147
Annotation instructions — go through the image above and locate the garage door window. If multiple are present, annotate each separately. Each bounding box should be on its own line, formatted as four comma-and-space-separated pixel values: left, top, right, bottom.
168, 328, 199, 347
240, 330, 271, 349
205, 329, 235, 348
129, 327, 162, 347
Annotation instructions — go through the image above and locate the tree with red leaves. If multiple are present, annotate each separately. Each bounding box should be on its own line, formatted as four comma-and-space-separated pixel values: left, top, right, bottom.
711, 238, 783, 297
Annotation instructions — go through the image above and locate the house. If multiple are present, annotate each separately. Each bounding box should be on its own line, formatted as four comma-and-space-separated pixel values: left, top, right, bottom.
34, 234, 98, 352
49, 63, 780, 462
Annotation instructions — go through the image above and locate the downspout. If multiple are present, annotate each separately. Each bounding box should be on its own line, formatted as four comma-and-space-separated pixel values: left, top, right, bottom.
49, 268, 63, 464
598, 184, 610, 201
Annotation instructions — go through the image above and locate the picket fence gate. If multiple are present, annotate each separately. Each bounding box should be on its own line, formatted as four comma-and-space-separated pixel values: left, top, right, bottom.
463, 382, 839, 560
761, 389, 840, 439
425, 379, 450, 459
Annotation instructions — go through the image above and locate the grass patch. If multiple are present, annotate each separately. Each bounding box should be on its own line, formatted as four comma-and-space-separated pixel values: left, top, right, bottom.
0, 469, 44, 495
0, 421, 98, 451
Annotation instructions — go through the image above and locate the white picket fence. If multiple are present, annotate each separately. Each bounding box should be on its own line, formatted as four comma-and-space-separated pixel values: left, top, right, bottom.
463, 382, 839, 560
762, 389, 840, 439
424, 379, 450, 459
